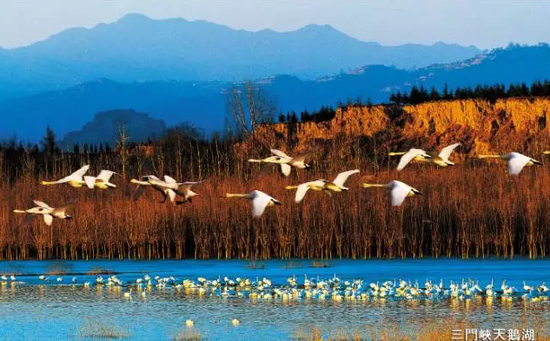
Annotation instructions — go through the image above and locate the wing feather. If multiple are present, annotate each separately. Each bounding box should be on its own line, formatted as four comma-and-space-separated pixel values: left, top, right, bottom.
33, 200, 52, 209
332, 169, 360, 187
252, 193, 272, 217
438, 143, 461, 161
280, 164, 291, 176
391, 183, 410, 206
396, 149, 425, 171
270, 149, 291, 159
508, 154, 530, 175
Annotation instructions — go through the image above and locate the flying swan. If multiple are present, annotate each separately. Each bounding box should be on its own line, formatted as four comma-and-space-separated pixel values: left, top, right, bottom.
248, 149, 310, 176
478, 152, 542, 175
13, 200, 74, 226
130, 175, 201, 203
362, 180, 422, 206
225, 190, 282, 217
285, 169, 360, 203
84, 170, 118, 189
40, 165, 90, 188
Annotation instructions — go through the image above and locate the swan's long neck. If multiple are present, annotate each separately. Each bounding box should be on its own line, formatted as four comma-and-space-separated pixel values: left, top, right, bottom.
362, 183, 386, 188
285, 185, 299, 190
248, 159, 263, 163
543, 151, 550, 155
40, 181, 58, 186
12, 209, 26, 214
225, 193, 248, 198
388, 152, 406, 156
478, 154, 503, 159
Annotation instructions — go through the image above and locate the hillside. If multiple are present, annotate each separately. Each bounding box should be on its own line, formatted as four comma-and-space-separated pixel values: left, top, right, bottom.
0, 14, 480, 100
61, 109, 166, 148
236, 97, 550, 159
0, 45, 548, 142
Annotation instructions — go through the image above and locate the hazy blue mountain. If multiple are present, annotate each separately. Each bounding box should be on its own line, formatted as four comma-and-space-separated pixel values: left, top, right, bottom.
0, 13, 481, 100
61, 110, 166, 148
0, 45, 548, 143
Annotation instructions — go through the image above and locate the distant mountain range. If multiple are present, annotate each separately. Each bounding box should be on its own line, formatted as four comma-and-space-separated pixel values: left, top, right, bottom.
0, 13, 481, 100
0, 44, 548, 145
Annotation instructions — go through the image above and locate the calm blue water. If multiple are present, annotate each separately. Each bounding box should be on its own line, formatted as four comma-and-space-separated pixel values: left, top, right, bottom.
0, 259, 549, 340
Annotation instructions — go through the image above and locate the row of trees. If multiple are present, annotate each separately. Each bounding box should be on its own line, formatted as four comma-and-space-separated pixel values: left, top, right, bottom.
277, 106, 337, 124
390, 81, 550, 105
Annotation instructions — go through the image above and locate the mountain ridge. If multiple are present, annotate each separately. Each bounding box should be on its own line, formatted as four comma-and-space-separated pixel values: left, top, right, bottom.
0, 13, 482, 100
0, 44, 548, 142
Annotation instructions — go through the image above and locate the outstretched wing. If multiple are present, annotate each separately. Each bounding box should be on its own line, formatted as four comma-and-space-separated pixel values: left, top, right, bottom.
280, 164, 291, 176
60, 165, 90, 182
391, 186, 410, 206
33, 200, 52, 209
332, 169, 360, 187
84, 176, 97, 189
508, 154, 531, 175
164, 175, 177, 184
396, 149, 424, 171
294, 183, 312, 203
252, 193, 272, 217
97, 170, 116, 182
43, 214, 53, 226
167, 189, 177, 203
438, 143, 461, 161
270, 149, 291, 159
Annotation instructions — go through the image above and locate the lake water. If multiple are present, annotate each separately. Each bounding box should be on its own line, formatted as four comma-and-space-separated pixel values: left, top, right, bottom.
0, 259, 549, 340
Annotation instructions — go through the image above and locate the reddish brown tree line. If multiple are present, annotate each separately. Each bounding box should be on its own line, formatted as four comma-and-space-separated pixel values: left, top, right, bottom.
0, 116, 549, 260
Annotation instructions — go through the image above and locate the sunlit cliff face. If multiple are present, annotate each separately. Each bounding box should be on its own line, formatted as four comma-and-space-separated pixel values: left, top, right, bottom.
235, 98, 550, 160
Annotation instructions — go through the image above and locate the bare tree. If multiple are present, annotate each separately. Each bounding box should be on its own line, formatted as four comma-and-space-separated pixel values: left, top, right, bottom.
226, 81, 276, 137
116, 124, 130, 178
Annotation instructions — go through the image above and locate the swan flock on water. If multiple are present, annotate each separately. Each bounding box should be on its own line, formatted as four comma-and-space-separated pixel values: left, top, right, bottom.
11, 145, 549, 222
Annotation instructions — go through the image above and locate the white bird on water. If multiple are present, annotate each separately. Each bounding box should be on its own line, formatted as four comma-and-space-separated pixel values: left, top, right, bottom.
285, 169, 360, 203
478, 152, 543, 175
362, 180, 422, 206
248, 149, 310, 176
40, 165, 90, 188
225, 190, 282, 217
13, 200, 74, 226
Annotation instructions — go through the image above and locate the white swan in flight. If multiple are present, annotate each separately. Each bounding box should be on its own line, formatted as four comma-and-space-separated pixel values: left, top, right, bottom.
389, 144, 461, 169
389, 149, 432, 171
478, 152, 542, 175
84, 170, 117, 189
225, 190, 282, 217
285, 169, 360, 203
248, 149, 310, 176
131, 175, 201, 203
40, 165, 90, 188
362, 180, 422, 206
13, 200, 74, 226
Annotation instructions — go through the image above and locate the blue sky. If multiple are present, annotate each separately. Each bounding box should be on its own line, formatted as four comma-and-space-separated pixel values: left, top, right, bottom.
0, 0, 548, 49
